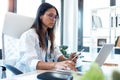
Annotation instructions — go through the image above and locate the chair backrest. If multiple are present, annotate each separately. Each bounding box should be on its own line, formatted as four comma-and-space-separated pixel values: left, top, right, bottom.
0, 49, 2, 59
1, 12, 35, 78
3, 12, 34, 38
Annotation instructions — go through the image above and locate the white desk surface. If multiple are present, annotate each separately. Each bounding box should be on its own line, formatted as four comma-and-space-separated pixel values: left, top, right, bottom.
1, 52, 120, 80
1, 66, 119, 80
2, 70, 48, 80
1, 70, 82, 80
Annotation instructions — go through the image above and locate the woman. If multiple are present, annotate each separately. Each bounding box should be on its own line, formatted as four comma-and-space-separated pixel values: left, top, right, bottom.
16, 2, 77, 73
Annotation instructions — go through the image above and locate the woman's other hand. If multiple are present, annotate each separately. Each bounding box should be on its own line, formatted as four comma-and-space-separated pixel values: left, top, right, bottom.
54, 60, 76, 71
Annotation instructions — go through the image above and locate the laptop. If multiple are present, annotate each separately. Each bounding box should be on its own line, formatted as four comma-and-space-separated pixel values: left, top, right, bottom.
94, 44, 114, 67
81, 44, 114, 66
76, 43, 114, 72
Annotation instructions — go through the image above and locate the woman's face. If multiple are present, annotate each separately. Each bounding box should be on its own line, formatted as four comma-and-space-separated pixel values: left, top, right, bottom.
40, 8, 58, 29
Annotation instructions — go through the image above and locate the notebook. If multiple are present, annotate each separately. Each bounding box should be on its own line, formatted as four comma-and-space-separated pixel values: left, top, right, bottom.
37, 71, 73, 80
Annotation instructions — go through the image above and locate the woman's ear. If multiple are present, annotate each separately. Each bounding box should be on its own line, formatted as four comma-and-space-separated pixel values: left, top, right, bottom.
40, 16, 42, 19
40, 16, 43, 19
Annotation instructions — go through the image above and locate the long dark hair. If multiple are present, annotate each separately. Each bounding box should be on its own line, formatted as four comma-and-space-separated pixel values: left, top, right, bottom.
31, 3, 59, 52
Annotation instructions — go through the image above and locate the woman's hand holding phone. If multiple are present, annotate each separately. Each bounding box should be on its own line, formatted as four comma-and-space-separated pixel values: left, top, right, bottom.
69, 49, 84, 63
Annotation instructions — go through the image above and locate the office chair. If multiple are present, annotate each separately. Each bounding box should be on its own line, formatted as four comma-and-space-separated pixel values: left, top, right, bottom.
1, 12, 34, 78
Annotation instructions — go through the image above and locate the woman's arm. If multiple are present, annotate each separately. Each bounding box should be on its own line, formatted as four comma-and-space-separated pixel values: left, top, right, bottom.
36, 61, 56, 70
36, 60, 76, 71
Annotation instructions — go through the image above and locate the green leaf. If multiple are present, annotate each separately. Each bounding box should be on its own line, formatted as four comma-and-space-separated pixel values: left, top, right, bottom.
112, 70, 120, 80
80, 62, 105, 80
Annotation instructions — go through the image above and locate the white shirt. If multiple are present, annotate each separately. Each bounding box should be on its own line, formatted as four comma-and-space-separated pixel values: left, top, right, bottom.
15, 28, 62, 73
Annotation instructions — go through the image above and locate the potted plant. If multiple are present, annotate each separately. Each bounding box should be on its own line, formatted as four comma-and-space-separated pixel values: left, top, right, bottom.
59, 45, 68, 58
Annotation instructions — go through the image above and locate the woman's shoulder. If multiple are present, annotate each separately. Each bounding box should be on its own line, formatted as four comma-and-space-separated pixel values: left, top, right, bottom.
21, 28, 37, 37
25, 28, 35, 33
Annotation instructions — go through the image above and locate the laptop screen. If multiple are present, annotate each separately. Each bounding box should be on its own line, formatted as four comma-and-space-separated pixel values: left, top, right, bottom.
95, 44, 114, 67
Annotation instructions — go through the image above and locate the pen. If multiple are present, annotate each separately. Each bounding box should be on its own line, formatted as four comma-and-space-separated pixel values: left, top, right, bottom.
71, 49, 84, 61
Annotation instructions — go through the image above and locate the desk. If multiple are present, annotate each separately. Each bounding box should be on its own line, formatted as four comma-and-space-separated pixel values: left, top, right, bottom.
1, 70, 81, 80
1, 53, 120, 80
1, 66, 119, 80
76, 52, 120, 80
1, 70, 49, 80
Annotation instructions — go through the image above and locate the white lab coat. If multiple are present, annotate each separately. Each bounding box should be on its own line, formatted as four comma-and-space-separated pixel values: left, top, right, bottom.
15, 28, 62, 73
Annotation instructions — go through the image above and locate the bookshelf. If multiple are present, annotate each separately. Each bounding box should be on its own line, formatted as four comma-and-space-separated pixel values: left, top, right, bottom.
91, 6, 120, 54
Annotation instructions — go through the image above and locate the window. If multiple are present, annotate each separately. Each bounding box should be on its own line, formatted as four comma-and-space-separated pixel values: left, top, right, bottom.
17, 0, 42, 17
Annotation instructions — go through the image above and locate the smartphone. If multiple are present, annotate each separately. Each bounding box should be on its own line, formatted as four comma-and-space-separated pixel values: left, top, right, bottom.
71, 49, 84, 61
